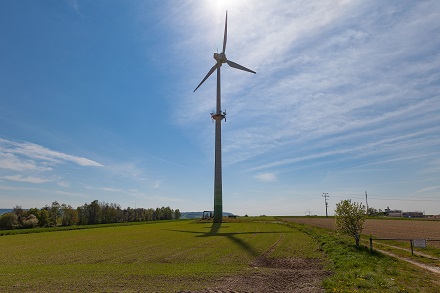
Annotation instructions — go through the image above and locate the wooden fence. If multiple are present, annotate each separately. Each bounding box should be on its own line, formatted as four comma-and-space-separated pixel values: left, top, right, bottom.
369, 238, 440, 255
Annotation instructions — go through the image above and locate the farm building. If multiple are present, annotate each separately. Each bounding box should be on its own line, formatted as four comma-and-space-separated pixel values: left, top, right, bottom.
384, 207, 402, 217
384, 207, 425, 218
402, 211, 424, 218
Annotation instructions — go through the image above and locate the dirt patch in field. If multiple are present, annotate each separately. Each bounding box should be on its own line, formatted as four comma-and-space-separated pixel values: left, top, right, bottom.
284, 218, 440, 248
181, 257, 329, 293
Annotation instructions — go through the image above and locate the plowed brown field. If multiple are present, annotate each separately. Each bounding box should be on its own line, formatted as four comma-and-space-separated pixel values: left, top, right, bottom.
283, 218, 440, 248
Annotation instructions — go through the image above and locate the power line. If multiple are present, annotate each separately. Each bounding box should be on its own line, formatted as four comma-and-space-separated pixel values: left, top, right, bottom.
331, 194, 440, 202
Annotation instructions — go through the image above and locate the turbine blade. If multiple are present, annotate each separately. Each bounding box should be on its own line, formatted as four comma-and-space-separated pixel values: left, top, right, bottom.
194, 64, 217, 92
226, 60, 256, 74
222, 11, 228, 54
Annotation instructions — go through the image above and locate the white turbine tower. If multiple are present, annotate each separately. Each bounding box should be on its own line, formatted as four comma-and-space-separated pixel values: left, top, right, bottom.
194, 11, 255, 223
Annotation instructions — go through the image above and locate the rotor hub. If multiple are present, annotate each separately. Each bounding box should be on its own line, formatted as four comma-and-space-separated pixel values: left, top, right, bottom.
213, 52, 227, 63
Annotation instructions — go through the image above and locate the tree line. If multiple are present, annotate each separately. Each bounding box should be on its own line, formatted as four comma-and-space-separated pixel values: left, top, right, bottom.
0, 200, 181, 230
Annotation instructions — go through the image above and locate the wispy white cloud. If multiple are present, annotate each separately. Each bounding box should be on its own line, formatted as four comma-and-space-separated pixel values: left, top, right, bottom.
0, 138, 103, 195
152, 156, 185, 168
104, 161, 149, 181
254, 172, 277, 182
250, 128, 440, 172
413, 186, 440, 194
57, 181, 71, 188
66, 0, 83, 17
82, 183, 184, 204
171, 1, 440, 180
420, 158, 440, 176
0, 153, 52, 172
0, 138, 103, 167
0, 185, 88, 199
85, 186, 124, 193
152, 180, 161, 189
3, 175, 52, 184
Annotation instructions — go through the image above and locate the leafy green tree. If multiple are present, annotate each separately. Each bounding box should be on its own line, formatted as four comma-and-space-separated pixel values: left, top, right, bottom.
87, 200, 101, 224
100, 202, 109, 223
61, 204, 78, 226
13, 205, 24, 225
50, 201, 61, 226
27, 208, 40, 217
22, 214, 39, 228
2, 200, 182, 229
113, 203, 124, 223
135, 208, 144, 222
334, 199, 366, 247
163, 206, 173, 220
101, 202, 119, 224
144, 208, 154, 221
77, 205, 89, 225
0, 213, 19, 229
124, 207, 135, 222
174, 209, 181, 220
367, 207, 377, 215
37, 208, 50, 227
154, 207, 162, 220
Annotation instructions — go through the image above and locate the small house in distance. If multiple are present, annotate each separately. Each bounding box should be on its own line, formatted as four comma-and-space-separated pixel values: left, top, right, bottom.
385, 207, 402, 217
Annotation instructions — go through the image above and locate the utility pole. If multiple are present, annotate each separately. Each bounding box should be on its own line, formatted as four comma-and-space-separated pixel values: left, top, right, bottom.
322, 193, 329, 218
365, 191, 369, 216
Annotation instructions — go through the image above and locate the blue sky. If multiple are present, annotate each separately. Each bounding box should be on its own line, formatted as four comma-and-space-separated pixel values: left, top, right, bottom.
1, 0, 439, 216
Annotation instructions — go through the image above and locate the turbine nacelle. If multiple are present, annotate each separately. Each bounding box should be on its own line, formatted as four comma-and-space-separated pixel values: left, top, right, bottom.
214, 52, 227, 64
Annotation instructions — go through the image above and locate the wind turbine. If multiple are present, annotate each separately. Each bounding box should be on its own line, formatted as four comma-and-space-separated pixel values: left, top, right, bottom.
194, 11, 255, 223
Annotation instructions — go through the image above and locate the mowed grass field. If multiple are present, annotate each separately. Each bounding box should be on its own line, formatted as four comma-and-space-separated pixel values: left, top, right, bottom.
0, 219, 322, 292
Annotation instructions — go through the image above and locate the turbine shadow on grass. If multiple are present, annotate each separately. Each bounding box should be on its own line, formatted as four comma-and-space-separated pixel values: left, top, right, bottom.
207, 222, 221, 236
166, 223, 288, 258
205, 222, 259, 256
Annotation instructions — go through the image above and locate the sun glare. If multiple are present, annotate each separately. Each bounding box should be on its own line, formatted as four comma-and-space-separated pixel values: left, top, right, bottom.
199, 0, 249, 45
210, 0, 247, 13
216, 0, 234, 11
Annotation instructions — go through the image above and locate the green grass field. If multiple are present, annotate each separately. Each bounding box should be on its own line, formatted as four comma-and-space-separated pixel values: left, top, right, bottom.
0, 219, 322, 292
1, 218, 439, 292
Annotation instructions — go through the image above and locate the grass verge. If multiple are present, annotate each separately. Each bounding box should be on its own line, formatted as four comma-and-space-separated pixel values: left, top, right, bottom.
283, 220, 440, 292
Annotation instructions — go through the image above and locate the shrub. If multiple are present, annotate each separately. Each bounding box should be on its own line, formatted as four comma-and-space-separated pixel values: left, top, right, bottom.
22, 214, 39, 228
0, 213, 19, 230
334, 199, 366, 247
